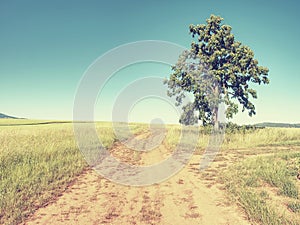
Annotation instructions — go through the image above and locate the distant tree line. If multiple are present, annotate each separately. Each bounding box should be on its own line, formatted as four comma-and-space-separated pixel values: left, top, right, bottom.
196, 122, 264, 135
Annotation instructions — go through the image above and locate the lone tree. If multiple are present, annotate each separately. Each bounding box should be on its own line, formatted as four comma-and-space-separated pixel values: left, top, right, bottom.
165, 14, 269, 128
179, 102, 198, 126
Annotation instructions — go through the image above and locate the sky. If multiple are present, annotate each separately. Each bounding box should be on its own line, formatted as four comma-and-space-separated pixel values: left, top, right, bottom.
1, 0, 299, 124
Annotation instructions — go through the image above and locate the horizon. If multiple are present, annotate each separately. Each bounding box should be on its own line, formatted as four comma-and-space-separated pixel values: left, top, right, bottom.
1, 1, 299, 124
0, 112, 299, 127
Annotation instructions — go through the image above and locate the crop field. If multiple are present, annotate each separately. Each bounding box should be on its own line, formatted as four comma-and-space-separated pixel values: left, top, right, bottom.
1, 119, 300, 224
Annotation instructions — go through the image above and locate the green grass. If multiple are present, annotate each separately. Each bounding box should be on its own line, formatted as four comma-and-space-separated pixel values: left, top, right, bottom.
224, 153, 300, 224
238, 190, 285, 225
288, 201, 300, 213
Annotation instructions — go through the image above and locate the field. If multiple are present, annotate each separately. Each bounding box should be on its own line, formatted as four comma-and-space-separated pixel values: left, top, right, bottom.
1, 119, 300, 224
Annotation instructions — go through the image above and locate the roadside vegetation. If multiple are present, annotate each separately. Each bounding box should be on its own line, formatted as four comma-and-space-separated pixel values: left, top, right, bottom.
164, 123, 300, 151
224, 153, 300, 224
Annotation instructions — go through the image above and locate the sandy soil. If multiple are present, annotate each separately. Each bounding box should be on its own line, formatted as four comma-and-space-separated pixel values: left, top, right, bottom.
24, 130, 250, 225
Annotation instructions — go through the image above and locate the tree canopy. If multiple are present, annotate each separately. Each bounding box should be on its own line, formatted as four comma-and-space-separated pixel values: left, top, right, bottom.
165, 14, 269, 127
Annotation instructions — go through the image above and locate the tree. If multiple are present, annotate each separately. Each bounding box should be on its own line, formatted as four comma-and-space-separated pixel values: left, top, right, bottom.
179, 102, 198, 126
165, 15, 269, 128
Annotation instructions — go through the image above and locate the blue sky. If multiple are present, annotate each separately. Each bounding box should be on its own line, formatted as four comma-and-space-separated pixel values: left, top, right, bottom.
1, 0, 299, 124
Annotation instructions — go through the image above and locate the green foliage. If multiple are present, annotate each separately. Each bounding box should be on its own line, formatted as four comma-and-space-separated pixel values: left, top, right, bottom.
225, 122, 263, 134
179, 102, 198, 125
165, 14, 269, 126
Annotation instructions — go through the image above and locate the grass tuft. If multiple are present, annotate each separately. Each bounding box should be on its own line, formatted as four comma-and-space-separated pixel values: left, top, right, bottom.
224, 153, 300, 224
288, 201, 300, 213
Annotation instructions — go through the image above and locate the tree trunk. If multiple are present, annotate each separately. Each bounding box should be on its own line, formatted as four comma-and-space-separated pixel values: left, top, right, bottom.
213, 82, 219, 130
213, 106, 219, 130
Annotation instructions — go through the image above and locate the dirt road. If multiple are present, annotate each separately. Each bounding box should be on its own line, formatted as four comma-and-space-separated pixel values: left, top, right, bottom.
25, 130, 250, 225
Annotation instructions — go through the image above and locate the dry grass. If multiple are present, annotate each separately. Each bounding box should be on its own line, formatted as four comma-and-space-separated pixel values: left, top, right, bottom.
1, 120, 300, 224
0, 120, 146, 225
224, 152, 300, 225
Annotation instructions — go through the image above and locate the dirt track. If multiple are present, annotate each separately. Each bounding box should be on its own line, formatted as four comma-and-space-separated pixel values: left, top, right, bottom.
25, 131, 250, 225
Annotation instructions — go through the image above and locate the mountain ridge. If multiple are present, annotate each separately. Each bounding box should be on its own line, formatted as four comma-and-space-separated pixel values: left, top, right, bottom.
255, 122, 300, 128
0, 113, 19, 119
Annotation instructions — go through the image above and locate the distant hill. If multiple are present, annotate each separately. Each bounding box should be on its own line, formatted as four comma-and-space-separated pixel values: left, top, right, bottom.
0, 113, 19, 119
255, 122, 300, 128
